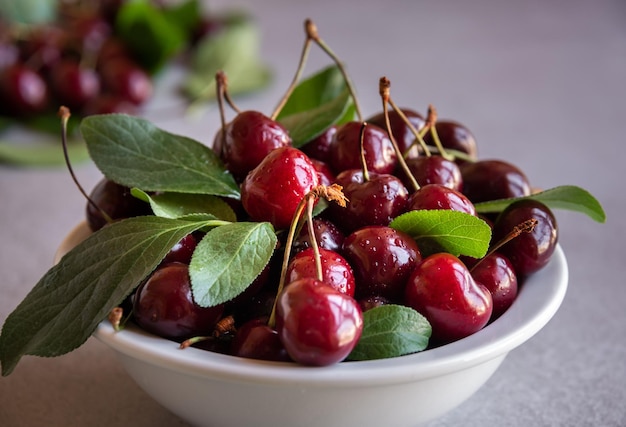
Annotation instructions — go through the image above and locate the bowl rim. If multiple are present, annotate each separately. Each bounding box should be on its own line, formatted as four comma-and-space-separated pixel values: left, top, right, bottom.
60, 221, 568, 387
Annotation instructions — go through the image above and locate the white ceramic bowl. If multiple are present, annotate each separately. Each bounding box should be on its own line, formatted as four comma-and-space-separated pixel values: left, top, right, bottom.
57, 222, 568, 427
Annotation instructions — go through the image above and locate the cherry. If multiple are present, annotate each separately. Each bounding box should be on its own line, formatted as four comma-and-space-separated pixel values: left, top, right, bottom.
327, 169, 409, 233
229, 317, 291, 362
219, 110, 292, 181
329, 121, 397, 175
422, 120, 478, 160
286, 247, 356, 296
293, 217, 345, 254
133, 262, 225, 341
0, 63, 49, 117
468, 252, 518, 320
160, 233, 198, 266
275, 277, 363, 366
406, 184, 476, 215
460, 159, 531, 203
85, 178, 151, 231
81, 93, 139, 115
48, 59, 100, 110
404, 252, 493, 344
366, 108, 426, 159
99, 58, 152, 105
342, 225, 421, 301
17, 26, 66, 75
240, 146, 319, 230
358, 295, 390, 312
400, 155, 463, 191
300, 125, 338, 164
310, 158, 336, 186
491, 199, 558, 276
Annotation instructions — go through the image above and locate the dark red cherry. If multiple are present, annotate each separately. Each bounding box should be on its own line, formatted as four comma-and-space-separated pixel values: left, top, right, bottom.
300, 125, 337, 163
81, 93, 139, 116
17, 26, 66, 74
329, 121, 397, 175
275, 277, 363, 366
310, 158, 336, 186
85, 178, 151, 231
492, 199, 558, 276
327, 169, 409, 233
469, 253, 518, 320
160, 234, 198, 265
358, 295, 390, 312
366, 108, 426, 159
400, 155, 463, 191
229, 318, 291, 362
240, 146, 319, 230
286, 247, 356, 296
49, 59, 100, 110
99, 58, 152, 105
220, 110, 291, 181
133, 262, 225, 341
0, 63, 49, 117
342, 225, 421, 301
407, 184, 476, 215
404, 252, 492, 344
422, 120, 478, 160
293, 217, 345, 254
460, 159, 531, 203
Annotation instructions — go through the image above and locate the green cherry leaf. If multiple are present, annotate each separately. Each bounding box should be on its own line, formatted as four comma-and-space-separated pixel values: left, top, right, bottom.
189, 222, 277, 307
0, 215, 219, 376
348, 305, 431, 361
80, 114, 240, 199
276, 65, 356, 147
474, 185, 606, 223
390, 210, 491, 258
131, 189, 237, 222
0, 139, 90, 167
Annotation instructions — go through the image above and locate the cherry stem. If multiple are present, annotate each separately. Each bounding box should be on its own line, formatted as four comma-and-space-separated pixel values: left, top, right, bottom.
379, 77, 420, 192
358, 122, 370, 182
217, 70, 241, 114
470, 218, 538, 273
425, 104, 454, 161
267, 185, 348, 328
306, 195, 323, 281
386, 98, 431, 157
179, 335, 213, 349
270, 23, 313, 120
59, 106, 114, 225
306, 18, 363, 122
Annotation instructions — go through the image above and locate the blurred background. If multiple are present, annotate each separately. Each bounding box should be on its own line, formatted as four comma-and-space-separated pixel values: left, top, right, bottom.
1, 0, 624, 426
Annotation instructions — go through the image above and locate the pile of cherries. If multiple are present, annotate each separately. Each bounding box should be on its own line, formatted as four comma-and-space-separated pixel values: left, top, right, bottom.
86, 97, 558, 366
0, 0, 217, 120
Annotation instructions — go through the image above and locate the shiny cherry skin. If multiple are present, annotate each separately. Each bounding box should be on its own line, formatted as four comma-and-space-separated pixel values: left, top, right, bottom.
275, 277, 363, 366
160, 233, 198, 265
422, 120, 478, 160
0, 63, 49, 117
99, 58, 152, 105
329, 121, 397, 175
492, 199, 558, 276
358, 295, 390, 312
328, 169, 409, 233
240, 146, 319, 230
343, 225, 421, 301
293, 217, 345, 254
286, 247, 356, 296
366, 108, 426, 159
230, 317, 291, 362
400, 155, 463, 191
469, 252, 518, 320
460, 159, 531, 203
404, 253, 493, 344
407, 184, 476, 215
310, 158, 336, 186
49, 59, 100, 110
133, 262, 225, 341
85, 178, 151, 231
220, 110, 291, 181
301, 125, 337, 164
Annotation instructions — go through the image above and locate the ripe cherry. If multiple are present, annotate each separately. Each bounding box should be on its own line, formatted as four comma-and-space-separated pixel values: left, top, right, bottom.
406, 184, 476, 215
460, 159, 531, 203
404, 253, 493, 344
275, 277, 363, 366
99, 58, 152, 105
491, 199, 558, 276
85, 178, 151, 231
240, 146, 319, 230
49, 59, 100, 110
366, 108, 426, 159
0, 63, 49, 117
329, 121, 397, 175
468, 253, 518, 320
293, 217, 345, 254
342, 225, 421, 301
422, 120, 478, 160
160, 233, 198, 266
286, 247, 356, 296
300, 125, 337, 164
400, 155, 463, 191
219, 110, 291, 181
230, 317, 291, 362
133, 262, 225, 341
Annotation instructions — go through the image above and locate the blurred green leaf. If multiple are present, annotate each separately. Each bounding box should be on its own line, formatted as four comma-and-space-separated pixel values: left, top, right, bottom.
0, 140, 89, 167
0, 0, 56, 24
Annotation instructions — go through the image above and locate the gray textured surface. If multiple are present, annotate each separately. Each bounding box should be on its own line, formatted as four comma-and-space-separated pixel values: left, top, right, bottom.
1, 0, 624, 426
